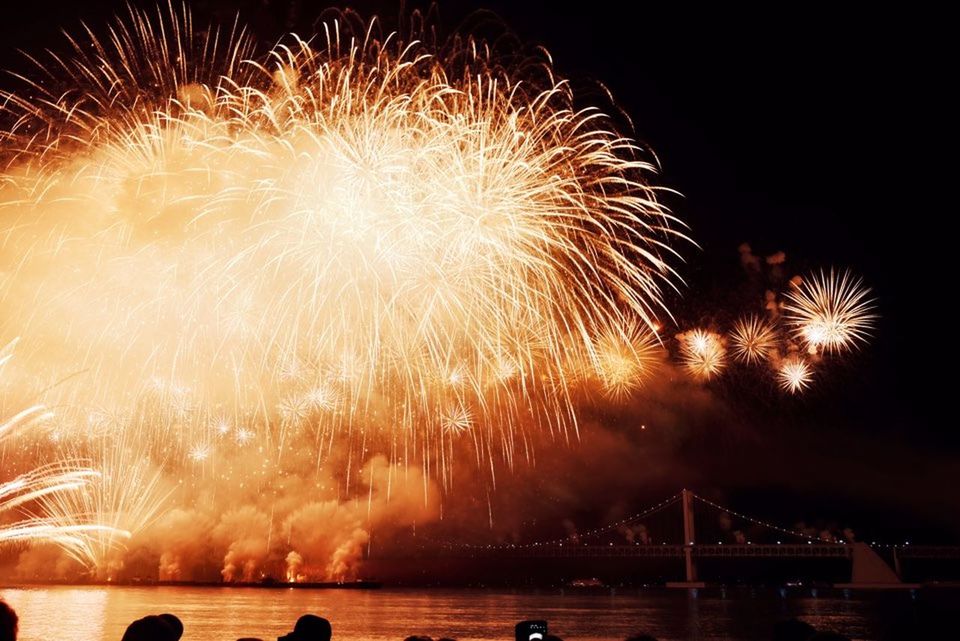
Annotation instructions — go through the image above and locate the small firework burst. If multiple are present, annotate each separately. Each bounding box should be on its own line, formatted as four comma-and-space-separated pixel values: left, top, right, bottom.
305, 384, 340, 412
680, 329, 726, 380
278, 396, 311, 426
188, 443, 211, 462
782, 269, 876, 354
730, 315, 779, 364
592, 322, 662, 399
441, 404, 473, 434
777, 357, 813, 394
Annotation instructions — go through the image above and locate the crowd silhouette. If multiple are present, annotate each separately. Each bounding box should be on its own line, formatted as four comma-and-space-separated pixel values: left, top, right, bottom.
0, 599, 859, 640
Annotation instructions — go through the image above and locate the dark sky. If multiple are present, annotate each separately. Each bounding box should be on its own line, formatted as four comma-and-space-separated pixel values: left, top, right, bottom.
2, 2, 954, 542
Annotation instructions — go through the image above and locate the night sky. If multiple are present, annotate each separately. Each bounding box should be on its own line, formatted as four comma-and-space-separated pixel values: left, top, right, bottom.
2, 2, 954, 544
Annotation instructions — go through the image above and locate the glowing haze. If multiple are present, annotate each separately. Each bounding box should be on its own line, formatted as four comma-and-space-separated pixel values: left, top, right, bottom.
0, 6, 874, 582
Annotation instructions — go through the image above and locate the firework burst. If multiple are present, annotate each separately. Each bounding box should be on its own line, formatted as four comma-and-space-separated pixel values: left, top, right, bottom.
591, 322, 663, 399
782, 269, 876, 354
0, 5, 687, 490
730, 316, 779, 364
778, 357, 814, 394
679, 329, 727, 380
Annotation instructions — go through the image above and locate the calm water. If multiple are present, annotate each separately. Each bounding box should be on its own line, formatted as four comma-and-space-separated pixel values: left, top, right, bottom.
0, 585, 950, 641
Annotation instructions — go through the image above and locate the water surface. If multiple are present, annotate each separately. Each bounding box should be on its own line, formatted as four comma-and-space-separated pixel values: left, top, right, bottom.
0, 585, 946, 640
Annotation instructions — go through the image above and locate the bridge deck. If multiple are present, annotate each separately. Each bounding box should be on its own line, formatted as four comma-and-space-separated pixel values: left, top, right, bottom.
451, 544, 854, 559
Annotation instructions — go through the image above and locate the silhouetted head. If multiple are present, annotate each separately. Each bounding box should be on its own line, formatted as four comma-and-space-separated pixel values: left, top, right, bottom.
120, 615, 176, 641
291, 614, 332, 641
773, 619, 816, 641
808, 633, 850, 641
0, 600, 18, 641
158, 614, 183, 640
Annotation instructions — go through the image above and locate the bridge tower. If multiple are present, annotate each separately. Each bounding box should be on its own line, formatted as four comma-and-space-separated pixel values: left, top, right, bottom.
668, 489, 706, 588
683, 489, 697, 581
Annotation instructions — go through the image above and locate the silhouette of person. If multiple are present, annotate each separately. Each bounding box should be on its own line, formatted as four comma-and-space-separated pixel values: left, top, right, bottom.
158, 614, 183, 640
0, 600, 17, 641
121, 615, 179, 641
772, 619, 816, 641
279, 614, 332, 641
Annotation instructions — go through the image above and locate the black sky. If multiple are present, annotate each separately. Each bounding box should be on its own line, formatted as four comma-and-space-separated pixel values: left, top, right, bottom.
1, 2, 955, 540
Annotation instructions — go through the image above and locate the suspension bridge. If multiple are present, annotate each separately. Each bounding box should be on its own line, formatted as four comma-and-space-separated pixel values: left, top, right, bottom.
400, 490, 960, 588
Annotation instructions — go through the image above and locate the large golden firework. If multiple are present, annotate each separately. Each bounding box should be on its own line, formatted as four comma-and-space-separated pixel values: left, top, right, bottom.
0, 6, 686, 481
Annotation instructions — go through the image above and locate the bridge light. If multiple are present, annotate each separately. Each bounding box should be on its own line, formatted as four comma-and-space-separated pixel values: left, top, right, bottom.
776, 541, 781, 544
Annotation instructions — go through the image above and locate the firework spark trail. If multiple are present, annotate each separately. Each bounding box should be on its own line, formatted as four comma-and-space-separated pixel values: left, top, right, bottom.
0, 342, 125, 564
35, 441, 168, 576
